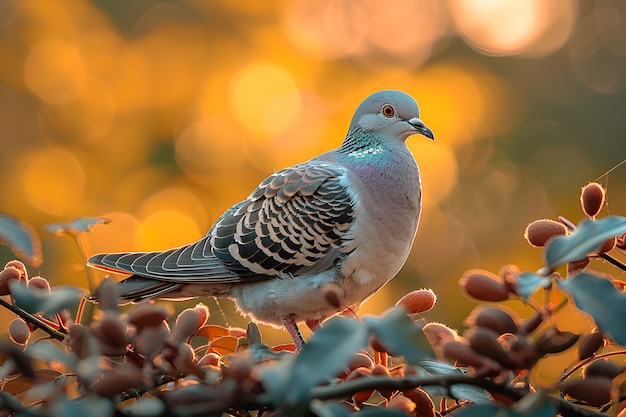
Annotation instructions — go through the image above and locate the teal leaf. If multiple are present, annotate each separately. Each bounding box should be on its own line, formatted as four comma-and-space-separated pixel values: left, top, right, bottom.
543, 216, 626, 273
283, 317, 368, 414
0, 214, 42, 267
258, 318, 368, 416
451, 393, 556, 416
10, 281, 85, 315
516, 272, 551, 301
558, 272, 626, 345
52, 395, 114, 417
248, 343, 293, 363
26, 341, 78, 368
45, 217, 111, 236
309, 400, 352, 417
450, 403, 500, 417
418, 360, 490, 403
39, 286, 86, 315
257, 356, 295, 408
118, 398, 165, 416
363, 308, 433, 365
247, 321, 263, 346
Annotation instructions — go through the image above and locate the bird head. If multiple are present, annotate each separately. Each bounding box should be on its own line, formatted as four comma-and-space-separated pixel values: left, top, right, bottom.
350, 90, 435, 142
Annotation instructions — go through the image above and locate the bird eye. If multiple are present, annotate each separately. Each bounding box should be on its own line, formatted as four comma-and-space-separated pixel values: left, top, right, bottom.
381, 104, 395, 118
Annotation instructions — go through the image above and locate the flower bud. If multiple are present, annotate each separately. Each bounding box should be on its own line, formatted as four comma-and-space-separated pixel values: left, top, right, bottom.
402, 388, 436, 417
395, 288, 437, 314
578, 329, 604, 360
171, 306, 207, 344
27, 276, 51, 294
583, 359, 622, 380
387, 395, 416, 415
94, 278, 120, 314
535, 327, 579, 355
127, 304, 171, 331
524, 219, 568, 247
459, 269, 508, 302
581, 182, 605, 218
8, 318, 30, 345
0, 267, 24, 296
422, 322, 458, 356
4, 261, 27, 280
467, 327, 508, 363
563, 376, 613, 407
466, 306, 518, 335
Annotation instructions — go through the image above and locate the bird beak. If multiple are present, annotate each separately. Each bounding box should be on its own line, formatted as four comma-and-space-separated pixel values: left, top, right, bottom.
407, 117, 435, 140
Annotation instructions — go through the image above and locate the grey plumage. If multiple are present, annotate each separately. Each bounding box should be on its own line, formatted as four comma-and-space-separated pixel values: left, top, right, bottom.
88, 89, 434, 348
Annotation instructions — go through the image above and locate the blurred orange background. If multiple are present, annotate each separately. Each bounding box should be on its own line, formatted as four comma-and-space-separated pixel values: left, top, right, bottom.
0, 0, 625, 381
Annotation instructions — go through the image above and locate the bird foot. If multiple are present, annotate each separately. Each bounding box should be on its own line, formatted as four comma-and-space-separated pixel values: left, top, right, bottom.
282, 318, 305, 352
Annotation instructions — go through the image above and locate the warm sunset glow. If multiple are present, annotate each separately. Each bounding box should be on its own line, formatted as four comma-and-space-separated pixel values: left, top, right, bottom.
175, 117, 248, 186
409, 141, 458, 206
140, 210, 202, 251
448, 0, 577, 56
0, 0, 623, 372
25, 39, 89, 103
229, 63, 302, 138
137, 187, 208, 233
19, 147, 86, 216
283, 0, 448, 65
88, 211, 143, 254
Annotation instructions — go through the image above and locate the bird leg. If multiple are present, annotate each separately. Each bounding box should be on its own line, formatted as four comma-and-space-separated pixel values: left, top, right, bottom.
282, 317, 305, 352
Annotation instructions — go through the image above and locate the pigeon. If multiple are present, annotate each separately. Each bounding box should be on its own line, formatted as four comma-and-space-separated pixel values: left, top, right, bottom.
88, 89, 434, 349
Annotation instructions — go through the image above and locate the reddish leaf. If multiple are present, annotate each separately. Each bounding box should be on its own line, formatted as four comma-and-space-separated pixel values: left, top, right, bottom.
195, 325, 230, 341
208, 336, 238, 356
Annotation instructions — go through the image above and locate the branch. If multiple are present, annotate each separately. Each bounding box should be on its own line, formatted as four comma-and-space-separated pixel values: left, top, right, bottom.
597, 252, 626, 272
120, 373, 608, 417
309, 374, 607, 417
0, 297, 65, 341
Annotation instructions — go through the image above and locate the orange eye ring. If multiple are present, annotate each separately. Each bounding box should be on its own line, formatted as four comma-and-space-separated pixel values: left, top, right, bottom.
381, 104, 395, 118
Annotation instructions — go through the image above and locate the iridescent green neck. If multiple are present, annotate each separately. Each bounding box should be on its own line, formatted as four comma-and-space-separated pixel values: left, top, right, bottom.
338, 127, 385, 159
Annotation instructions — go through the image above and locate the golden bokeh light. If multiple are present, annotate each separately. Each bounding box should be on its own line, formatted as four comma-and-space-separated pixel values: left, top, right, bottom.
175, 117, 248, 185
24, 38, 89, 104
282, 0, 448, 65
87, 211, 143, 254
0, 0, 624, 368
410, 140, 458, 207
19, 146, 86, 216
359, 0, 448, 63
408, 207, 475, 277
229, 63, 302, 138
140, 210, 202, 251
38, 77, 115, 143
137, 187, 208, 233
411, 64, 487, 146
448, 0, 577, 56
282, 0, 366, 59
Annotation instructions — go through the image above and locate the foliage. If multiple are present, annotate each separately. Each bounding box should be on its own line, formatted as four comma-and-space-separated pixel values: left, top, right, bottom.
0, 183, 624, 417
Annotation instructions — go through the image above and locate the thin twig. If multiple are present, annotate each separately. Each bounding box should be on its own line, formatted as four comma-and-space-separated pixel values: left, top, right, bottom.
0, 298, 65, 341
597, 252, 626, 272
593, 159, 625, 183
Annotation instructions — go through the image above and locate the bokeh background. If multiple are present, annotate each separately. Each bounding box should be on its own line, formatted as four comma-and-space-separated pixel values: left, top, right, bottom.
0, 0, 625, 382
